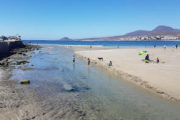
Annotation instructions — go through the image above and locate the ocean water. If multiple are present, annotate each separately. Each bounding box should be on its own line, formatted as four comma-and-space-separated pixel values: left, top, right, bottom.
23, 40, 180, 47
10, 44, 180, 120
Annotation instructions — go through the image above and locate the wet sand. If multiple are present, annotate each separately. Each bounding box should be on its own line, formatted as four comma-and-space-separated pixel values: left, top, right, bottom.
75, 46, 180, 103
0, 45, 42, 120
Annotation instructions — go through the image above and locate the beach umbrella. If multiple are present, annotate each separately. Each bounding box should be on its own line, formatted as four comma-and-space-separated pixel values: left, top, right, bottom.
138, 50, 147, 55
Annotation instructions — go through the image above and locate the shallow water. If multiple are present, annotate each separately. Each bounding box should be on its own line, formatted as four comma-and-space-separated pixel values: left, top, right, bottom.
11, 45, 180, 120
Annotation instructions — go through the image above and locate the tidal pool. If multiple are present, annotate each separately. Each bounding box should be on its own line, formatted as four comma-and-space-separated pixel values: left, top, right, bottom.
11, 45, 180, 120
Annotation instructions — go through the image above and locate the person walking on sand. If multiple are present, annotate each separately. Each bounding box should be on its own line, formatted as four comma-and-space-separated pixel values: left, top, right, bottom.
163, 44, 166, 49
176, 44, 178, 49
73, 55, 75, 64
154, 44, 156, 48
88, 58, 90, 65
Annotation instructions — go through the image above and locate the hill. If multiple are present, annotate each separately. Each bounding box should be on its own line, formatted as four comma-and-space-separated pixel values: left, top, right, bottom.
75, 25, 180, 41
59, 37, 72, 41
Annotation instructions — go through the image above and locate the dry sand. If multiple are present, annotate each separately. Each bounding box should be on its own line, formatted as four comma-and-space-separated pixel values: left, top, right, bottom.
75, 46, 180, 103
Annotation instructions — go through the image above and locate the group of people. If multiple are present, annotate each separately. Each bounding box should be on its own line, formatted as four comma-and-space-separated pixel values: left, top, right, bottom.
154, 44, 178, 49
73, 55, 91, 65
73, 55, 113, 67
146, 44, 179, 63
145, 54, 159, 63
164, 44, 178, 49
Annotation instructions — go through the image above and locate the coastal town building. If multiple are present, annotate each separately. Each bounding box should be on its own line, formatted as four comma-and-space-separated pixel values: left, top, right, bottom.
116, 35, 180, 41
0, 35, 24, 54
0, 35, 21, 41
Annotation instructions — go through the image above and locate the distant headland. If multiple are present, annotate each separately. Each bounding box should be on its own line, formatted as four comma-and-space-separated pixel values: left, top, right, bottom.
59, 37, 72, 41
60, 25, 180, 41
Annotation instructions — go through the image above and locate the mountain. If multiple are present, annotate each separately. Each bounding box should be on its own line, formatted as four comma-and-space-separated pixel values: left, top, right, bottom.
76, 25, 180, 41
153, 26, 174, 33
151, 26, 180, 35
124, 26, 180, 36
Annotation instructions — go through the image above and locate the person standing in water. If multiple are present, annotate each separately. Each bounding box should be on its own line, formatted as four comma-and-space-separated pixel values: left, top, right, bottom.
109, 61, 112, 66
88, 58, 90, 65
73, 55, 75, 64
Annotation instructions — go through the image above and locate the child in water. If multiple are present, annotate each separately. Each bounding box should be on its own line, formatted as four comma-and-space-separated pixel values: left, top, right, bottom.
88, 58, 90, 65
73, 55, 75, 63
109, 61, 112, 66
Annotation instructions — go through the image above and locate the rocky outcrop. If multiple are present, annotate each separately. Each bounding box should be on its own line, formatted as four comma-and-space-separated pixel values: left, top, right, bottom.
0, 41, 25, 55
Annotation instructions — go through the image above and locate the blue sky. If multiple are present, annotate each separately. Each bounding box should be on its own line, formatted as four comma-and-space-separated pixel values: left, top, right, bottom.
0, 0, 180, 40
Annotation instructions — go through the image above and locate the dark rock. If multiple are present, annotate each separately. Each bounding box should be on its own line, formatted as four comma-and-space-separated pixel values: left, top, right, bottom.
157, 91, 165, 94
16, 60, 29, 65
32, 116, 36, 119
42, 113, 46, 115
0, 103, 6, 108
20, 80, 30, 84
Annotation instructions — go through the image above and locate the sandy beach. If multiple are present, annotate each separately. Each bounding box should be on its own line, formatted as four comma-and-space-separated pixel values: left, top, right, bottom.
75, 46, 180, 103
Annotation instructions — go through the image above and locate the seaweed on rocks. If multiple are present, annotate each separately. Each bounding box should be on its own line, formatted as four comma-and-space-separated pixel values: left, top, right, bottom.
0, 44, 40, 68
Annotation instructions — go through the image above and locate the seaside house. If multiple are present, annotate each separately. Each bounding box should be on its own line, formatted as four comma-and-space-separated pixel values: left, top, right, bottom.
0, 35, 23, 54
0, 35, 21, 41
7, 36, 21, 41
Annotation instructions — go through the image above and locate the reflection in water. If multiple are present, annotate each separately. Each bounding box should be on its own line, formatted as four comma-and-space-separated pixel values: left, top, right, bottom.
73, 63, 75, 73
11, 45, 180, 120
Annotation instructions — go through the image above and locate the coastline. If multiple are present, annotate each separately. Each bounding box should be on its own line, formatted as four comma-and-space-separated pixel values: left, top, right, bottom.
0, 44, 180, 119
74, 46, 180, 103
76, 39, 180, 42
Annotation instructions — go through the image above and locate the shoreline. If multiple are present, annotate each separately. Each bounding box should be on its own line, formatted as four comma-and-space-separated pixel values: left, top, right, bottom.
0, 44, 179, 119
75, 47, 180, 104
